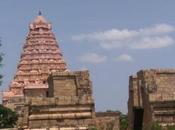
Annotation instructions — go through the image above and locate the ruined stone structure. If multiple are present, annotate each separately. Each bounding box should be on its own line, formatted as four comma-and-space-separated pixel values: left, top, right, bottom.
128, 69, 175, 130
2, 13, 120, 130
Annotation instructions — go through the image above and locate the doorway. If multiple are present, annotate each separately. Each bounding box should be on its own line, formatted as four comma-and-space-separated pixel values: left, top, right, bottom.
133, 107, 144, 130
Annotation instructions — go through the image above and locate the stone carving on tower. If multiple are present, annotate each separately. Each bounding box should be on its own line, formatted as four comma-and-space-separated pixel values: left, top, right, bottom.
3, 13, 67, 104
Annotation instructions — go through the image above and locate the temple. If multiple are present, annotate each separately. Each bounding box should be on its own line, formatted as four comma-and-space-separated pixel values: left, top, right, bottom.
128, 69, 175, 130
2, 13, 120, 130
3, 13, 67, 106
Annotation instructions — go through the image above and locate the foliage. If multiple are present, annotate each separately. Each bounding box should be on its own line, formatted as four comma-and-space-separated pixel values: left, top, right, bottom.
105, 110, 128, 130
0, 105, 18, 128
106, 109, 120, 113
120, 113, 128, 130
106, 109, 113, 112
151, 122, 163, 130
88, 126, 98, 130
167, 125, 175, 130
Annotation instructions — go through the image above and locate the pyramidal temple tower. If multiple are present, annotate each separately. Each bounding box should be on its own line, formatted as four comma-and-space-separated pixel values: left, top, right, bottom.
2, 13, 120, 130
3, 13, 67, 103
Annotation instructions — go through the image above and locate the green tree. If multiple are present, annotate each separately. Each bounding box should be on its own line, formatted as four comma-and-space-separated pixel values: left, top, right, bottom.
120, 113, 128, 130
0, 105, 18, 128
151, 122, 163, 130
0, 42, 17, 128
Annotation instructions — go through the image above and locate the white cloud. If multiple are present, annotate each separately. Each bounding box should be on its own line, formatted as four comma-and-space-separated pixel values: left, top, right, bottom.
131, 36, 174, 49
79, 53, 106, 64
139, 24, 175, 35
115, 54, 133, 62
72, 24, 175, 50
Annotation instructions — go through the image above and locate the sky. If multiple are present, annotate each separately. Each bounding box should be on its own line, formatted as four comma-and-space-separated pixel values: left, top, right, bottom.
1, 0, 175, 113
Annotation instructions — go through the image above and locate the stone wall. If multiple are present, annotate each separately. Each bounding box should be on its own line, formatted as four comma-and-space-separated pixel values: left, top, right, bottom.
19, 70, 95, 129
48, 70, 92, 97
18, 70, 120, 130
20, 99, 120, 130
24, 88, 47, 97
128, 69, 175, 130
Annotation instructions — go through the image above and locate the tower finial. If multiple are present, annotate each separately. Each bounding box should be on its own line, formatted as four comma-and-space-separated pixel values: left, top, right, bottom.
38, 11, 42, 15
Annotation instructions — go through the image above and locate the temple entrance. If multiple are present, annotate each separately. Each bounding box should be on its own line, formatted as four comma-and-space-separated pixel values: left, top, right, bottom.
133, 107, 144, 130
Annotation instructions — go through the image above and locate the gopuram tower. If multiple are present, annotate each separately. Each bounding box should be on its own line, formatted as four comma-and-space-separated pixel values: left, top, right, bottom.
3, 12, 67, 105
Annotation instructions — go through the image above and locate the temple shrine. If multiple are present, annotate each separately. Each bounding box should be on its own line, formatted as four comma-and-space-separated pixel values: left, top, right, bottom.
2, 13, 120, 130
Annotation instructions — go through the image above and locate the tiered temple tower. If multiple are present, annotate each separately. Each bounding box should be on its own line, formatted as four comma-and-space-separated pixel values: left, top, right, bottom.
3, 13, 67, 104
2, 13, 120, 129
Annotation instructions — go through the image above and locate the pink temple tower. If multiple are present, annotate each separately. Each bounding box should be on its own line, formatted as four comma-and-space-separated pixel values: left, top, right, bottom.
3, 13, 67, 104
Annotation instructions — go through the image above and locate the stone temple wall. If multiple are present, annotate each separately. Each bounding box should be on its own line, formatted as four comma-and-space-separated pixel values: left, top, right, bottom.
128, 69, 175, 130
21, 97, 94, 128
47, 70, 93, 97
19, 70, 120, 130
20, 70, 95, 128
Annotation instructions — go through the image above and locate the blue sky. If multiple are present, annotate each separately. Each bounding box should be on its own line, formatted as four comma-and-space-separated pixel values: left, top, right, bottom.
1, 0, 175, 113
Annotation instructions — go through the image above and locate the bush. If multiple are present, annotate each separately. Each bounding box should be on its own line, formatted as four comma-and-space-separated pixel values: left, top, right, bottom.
0, 105, 18, 128
120, 113, 128, 130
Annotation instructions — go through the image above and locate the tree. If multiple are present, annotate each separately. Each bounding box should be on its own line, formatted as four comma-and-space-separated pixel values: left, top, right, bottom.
119, 112, 128, 130
0, 105, 18, 128
0, 40, 17, 128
